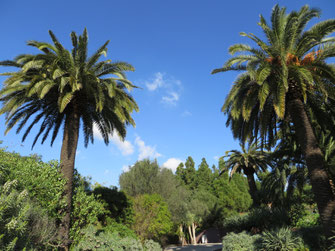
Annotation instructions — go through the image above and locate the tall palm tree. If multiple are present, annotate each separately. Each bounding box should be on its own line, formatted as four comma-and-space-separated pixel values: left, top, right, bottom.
221, 142, 269, 206
0, 29, 138, 247
212, 5, 335, 240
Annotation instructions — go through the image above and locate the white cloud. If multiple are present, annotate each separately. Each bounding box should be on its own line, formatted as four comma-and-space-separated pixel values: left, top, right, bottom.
122, 165, 131, 172
110, 132, 134, 156
146, 72, 164, 91
135, 136, 161, 160
162, 91, 179, 105
182, 110, 192, 117
93, 124, 134, 156
144, 72, 183, 105
162, 158, 183, 173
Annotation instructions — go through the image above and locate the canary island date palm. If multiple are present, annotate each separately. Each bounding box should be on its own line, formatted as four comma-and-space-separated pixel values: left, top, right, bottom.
0, 29, 138, 247
221, 142, 269, 205
212, 5, 335, 240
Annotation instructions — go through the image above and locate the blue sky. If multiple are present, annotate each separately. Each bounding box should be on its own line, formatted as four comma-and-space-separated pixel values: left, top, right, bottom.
0, 0, 334, 187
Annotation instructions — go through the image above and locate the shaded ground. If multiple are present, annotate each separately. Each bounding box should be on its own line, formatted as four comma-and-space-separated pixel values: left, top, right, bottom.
164, 243, 222, 251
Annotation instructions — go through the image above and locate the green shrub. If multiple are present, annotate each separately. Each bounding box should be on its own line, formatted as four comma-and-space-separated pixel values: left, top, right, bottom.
133, 194, 173, 242
70, 186, 107, 243
296, 226, 326, 251
73, 225, 161, 251
143, 239, 162, 251
221, 231, 261, 251
223, 207, 289, 233
259, 227, 304, 251
0, 180, 58, 250
0, 150, 66, 220
103, 218, 137, 239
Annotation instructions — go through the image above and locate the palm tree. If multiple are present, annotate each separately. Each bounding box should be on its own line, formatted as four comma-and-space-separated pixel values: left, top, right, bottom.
0, 29, 138, 248
212, 5, 335, 240
221, 142, 269, 206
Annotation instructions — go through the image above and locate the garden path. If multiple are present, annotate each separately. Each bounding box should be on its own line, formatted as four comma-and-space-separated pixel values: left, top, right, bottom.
164, 243, 222, 251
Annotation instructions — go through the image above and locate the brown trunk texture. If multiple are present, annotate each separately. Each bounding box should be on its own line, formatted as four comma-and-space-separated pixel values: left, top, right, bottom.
287, 97, 335, 241
244, 168, 259, 206
58, 106, 80, 249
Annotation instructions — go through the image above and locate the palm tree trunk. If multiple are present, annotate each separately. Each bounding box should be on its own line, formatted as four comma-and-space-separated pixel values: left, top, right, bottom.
58, 106, 80, 249
244, 168, 259, 206
287, 97, 335, 241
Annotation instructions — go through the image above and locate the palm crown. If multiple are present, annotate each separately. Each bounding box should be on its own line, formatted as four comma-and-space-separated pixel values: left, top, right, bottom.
0, 28, 138, 148
212, 5, 335, 143
222, 142, 269, 205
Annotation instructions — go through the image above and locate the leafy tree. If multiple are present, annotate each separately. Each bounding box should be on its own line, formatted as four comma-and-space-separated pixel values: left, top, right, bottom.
212, 4, 335, 239
119, 159, 160, 197
93, 185, 134, 226
132, 194, 173, 242
222, 142, 269, 205
212, 172, 252, 217
0, 29, 138, 245
183, 156, 197, 189
196, 158, 213, 189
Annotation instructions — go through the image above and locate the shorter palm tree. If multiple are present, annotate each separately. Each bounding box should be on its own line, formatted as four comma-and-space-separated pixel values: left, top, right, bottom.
221, 142, 270, 205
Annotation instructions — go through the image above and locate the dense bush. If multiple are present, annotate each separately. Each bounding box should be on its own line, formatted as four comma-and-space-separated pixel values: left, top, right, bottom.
259, 227, 304, 251
74, 225, 161, 251
71, 186, 107, 243
93, 186, 134, 225
0, 148, 116, 249
133, 194, 173, 242
221, 231, 261, 251
103, 219, 137, 239
222, 207, 289, 233
296, 226, 326, 250
0, 149, 66, 220
0, 180, 58, 250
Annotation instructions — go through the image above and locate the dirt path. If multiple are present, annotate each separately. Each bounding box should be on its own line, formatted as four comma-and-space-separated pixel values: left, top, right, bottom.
164, 243, 222, 251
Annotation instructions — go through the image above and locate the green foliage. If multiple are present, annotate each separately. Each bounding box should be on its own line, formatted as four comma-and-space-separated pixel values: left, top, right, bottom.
70, 186, 107, 243
196, 158, 213, 189
213, 173, 252, 218
133, 194, 173, 242
296, 226, 326, 250
93, 185, 134, 226
74, 225, 161, 251
120, 159, 160, 196
289, 204, 319, 228
103, 218, 137, 239
222, 208, 289, 233
0, 180, 58, 250
143, 239, 162, 251
259, 227, 304, 251
0, 29, 138, 149
178, 156, 197, 189
221, 231, 261, 251
0, 149, 66, 219
0, 148, 110, 248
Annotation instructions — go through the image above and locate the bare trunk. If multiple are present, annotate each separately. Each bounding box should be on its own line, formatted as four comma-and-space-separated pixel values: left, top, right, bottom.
192, 222, 197, 245
287, 97, 335, 241
179, 224, 185, 246
244, 167, 259, 206
58, 106, 80, 249
188, 225, 193, 244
